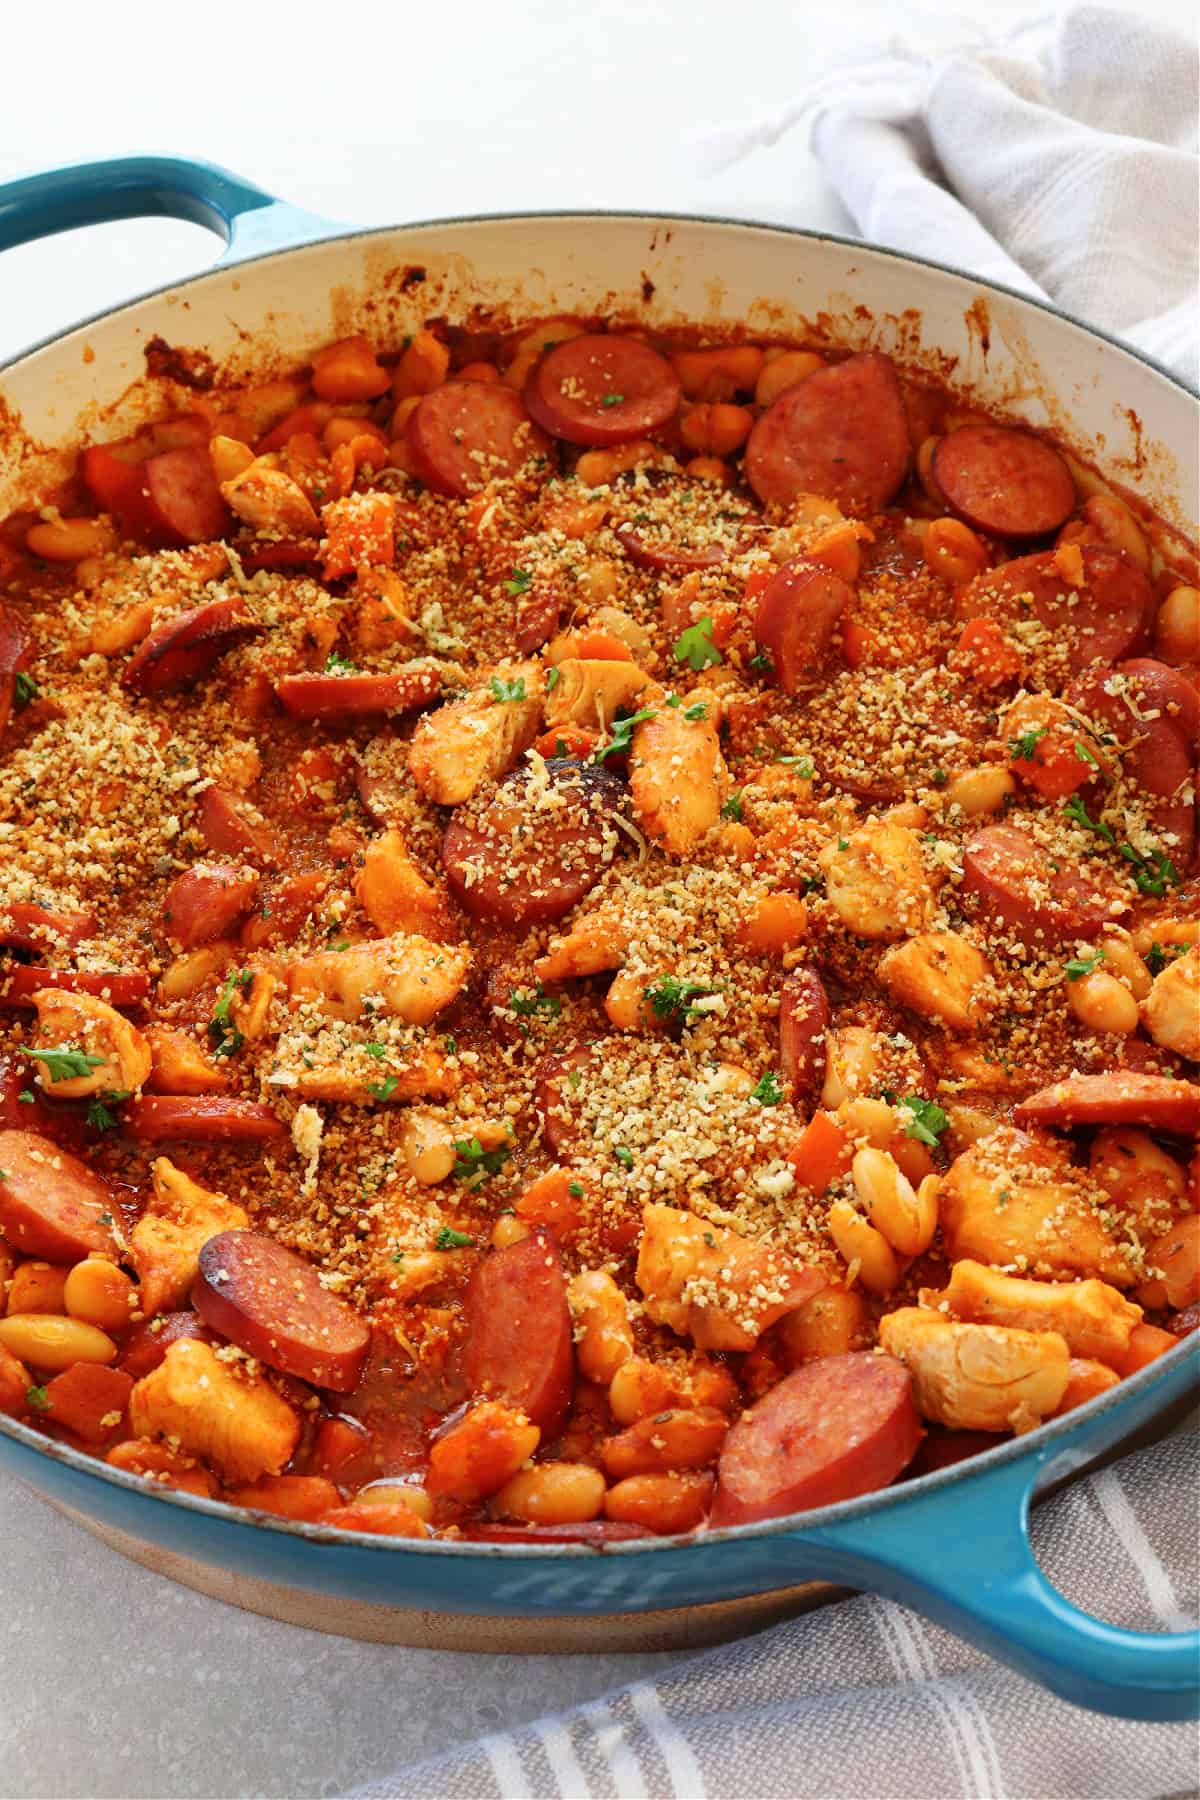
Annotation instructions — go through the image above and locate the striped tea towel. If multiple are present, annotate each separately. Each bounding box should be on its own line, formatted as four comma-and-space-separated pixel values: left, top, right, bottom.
693, 4, 1199, 390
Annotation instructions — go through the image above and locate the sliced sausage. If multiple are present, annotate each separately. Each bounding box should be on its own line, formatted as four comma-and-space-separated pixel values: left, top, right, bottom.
124, 1096, 287, 1143
957, 546, 1153, 673
0, 902, 98, 952
198, 785, 282, 866
754, 558, 853, 692
1014, 1071, 1200, 1134
119, 1311, 213, 1380
164, 862, 259, 948
122, 598, 259, 695
275, 666, 443, 721
711, 1352, 921, 1526
1067, 660, 1197, 864
1110, 658, 1200, 751
0, 603, 30, 739
744, 352, 910, 514
0, 966, 151, 1010
407, 382, 551, 496
143, 446, 231, 544
614, 521, 726, 573
239, 539, 319, 574
80, 445, 169, 544
240, 870, 331, 950
463, 1227, 574, 1439
0, 1129, 120, 1261
534, 1043, 597, 1153
192, 1229, 370, 1392
962, 823, 1123, 943
524, 336, 680, 447
779, 967, 831, 1103
932, 426, 1075, 539
443, 759, 625, 927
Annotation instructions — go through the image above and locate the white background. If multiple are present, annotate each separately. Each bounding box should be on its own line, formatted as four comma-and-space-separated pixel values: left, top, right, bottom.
0, 3, 1196, 1796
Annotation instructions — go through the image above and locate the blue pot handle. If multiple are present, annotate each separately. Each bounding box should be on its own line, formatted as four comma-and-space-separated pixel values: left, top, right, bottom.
0, 155, 342, 264
796, 1438, 1199, 1720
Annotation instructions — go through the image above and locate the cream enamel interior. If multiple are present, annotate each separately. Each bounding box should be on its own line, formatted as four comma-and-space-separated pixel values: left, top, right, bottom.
1, 215, 1196, 548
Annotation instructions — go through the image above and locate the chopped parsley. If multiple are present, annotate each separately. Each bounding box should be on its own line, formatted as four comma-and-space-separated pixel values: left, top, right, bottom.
503, 569, 532, 596
17, 1089, 34, 1105
1063, 798, 1182, 895
508, 981, 561, 1021
367, 1075, 399, 1102
364, 1041, 387, 1059
545, 665, 561, 693
600, 392, 624, 408
776, 754, 815, 779
1144, 941, 1187, 976
1062, 794, 1117, 846
1065, 949, 1105, 981
702, 1231, 716, 1248
25, 1385, 49, 1413
931, 767, 948, 788
1009, 727, 1048, 761
434, 1226, 475, 1250
594, 705, 656, 764
324, 651, 358, 673
897, 1095, 948, 1149
748, 648, 773, 675
443, 1035, 458, 1055
567, 1181, 584, 1198
208, 968, 252, 1058
684, 701, 709, 722
86, 1090, 130, 1132
13, 671, 39, 710
643, 975, 719, 1025
490, 674, 527, 703
672, 617, 722, 672
1074, 741, 1100, 767
613, 1146, 634, 1169
452, 1136, 511, 1188
721, 790, 744, 821
751, 1070, 783, 1106
21, 1046, 105, 1083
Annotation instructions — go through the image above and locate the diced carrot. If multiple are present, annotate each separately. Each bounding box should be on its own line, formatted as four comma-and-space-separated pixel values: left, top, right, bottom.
1053, 1357, 1121, 1415
954, 617, 1023, 687
227, 1475, 342, 1521
312, 1415, 376, 1486
1111, 1322, 1178, 1377
535, 725, 598, 760
574, 630, 633, 662
515, 1167, 584, 1237
107, 1436, 217, 1497
321, 491, 395, 579
258, 403, 337, 453
44, 1362, 133, 1442
322, 417, 389, 453
426, 1401, 540, 1502
788, 1112, 852, 1193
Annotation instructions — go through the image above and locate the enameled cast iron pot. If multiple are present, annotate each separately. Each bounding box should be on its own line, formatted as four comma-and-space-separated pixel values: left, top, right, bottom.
0, 157, 1196, 1720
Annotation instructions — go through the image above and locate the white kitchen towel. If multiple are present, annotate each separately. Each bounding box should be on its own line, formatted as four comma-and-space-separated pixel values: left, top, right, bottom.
346, 1417, 1199, 1800
695, 5, 1199, 389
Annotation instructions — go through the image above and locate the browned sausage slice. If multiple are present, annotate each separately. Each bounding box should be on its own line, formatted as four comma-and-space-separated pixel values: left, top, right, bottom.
957, 546, 1153, 673
1014, 1071, 1200, 1133
164, 863, 259, 948
0, 966, 151, 1010
779, 967, 831, 1103
463, 1227, 574, 1438
143, 446, 231, 544
524, 336, 680, 446
0, 902, 98, 952
710, 1352, 922, 1526
962, 823, 1123, 943
460, 1520, 653, 1544
754, 558, 853, 692
614, 522, 726, 573
933, 426, 1075, 539
0, 603, 30, 740
534, 1043, 598, 1153
744, 352, 910, 514
0, 1129, 120, 1261
408, 382, 551, 496
124, 1096, 288, 1143
122, 598, 259, 695
198, 785, 283, 867
1067, 659, 1197, 865
443, 759, 625, 927
119, 1311, 213, 1380
193, 1230, 370, 1392
275, 666, 443, 720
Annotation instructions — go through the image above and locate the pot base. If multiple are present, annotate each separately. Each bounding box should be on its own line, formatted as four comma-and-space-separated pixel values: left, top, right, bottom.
46, 1497, 843, 1651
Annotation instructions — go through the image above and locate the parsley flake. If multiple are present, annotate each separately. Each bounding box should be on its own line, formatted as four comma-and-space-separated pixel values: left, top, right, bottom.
721, 790, 743, 821
208, 968, 252, 1058
490, 674, 527, 703
1065, 949, 1106, 981
684, 701, 709, 722
435, 1226, 475, 1250
86, 1090, 130, 1132
594, 706, 656, 765
613, 1146, 634, 1169
898, 1095, 948, 1149
1144, 941, 1187, 976
452, 1137, 511, 1188
25, 1385, 49, 1413
17, 1089, 34, 1105
13, 671, 39, 710
600, 392, 624, 408
751, 1070, 783, 1106
643, 975, 719, 1025
672, 617, 723, 672
503, 569, 532, 597
545, 665, 561, 693
1009, 727, 1048, 762
324, 651, 358, 673
1074, 741, 1100, 767
21, 1046, 106, 1083
567, 1180, 584, 1198
748, 648, 773, 675
508, 981, 562, 1021
776, 754, 815, 779
368, 1075, 399, 1102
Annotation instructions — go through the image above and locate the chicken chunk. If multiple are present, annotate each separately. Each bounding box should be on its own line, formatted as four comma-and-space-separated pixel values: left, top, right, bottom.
628, 688, 726, 858
286, 1041, 459, 1105
938, 1130, 1136, 1286
878, 1308, 1070, 1433
407, 665, 543, 805
1140, 946, 1200, 1060
543, 658, 648, 729
879, 931, 995, 1031
1089, 1128, 1189, 1240
286, 933, 471, 1024
130, 1158, 249, 1315
129, 1338, 300, 1484
935, 1259, 1142, 1365
145, 1025, 231, 1095
354, 829, 453, 938
636, 1202, 823, 1351
219, 457, 319, 535
534, 910, 632, 982
819, 820, 935, 941
27, 988, 151, 1100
